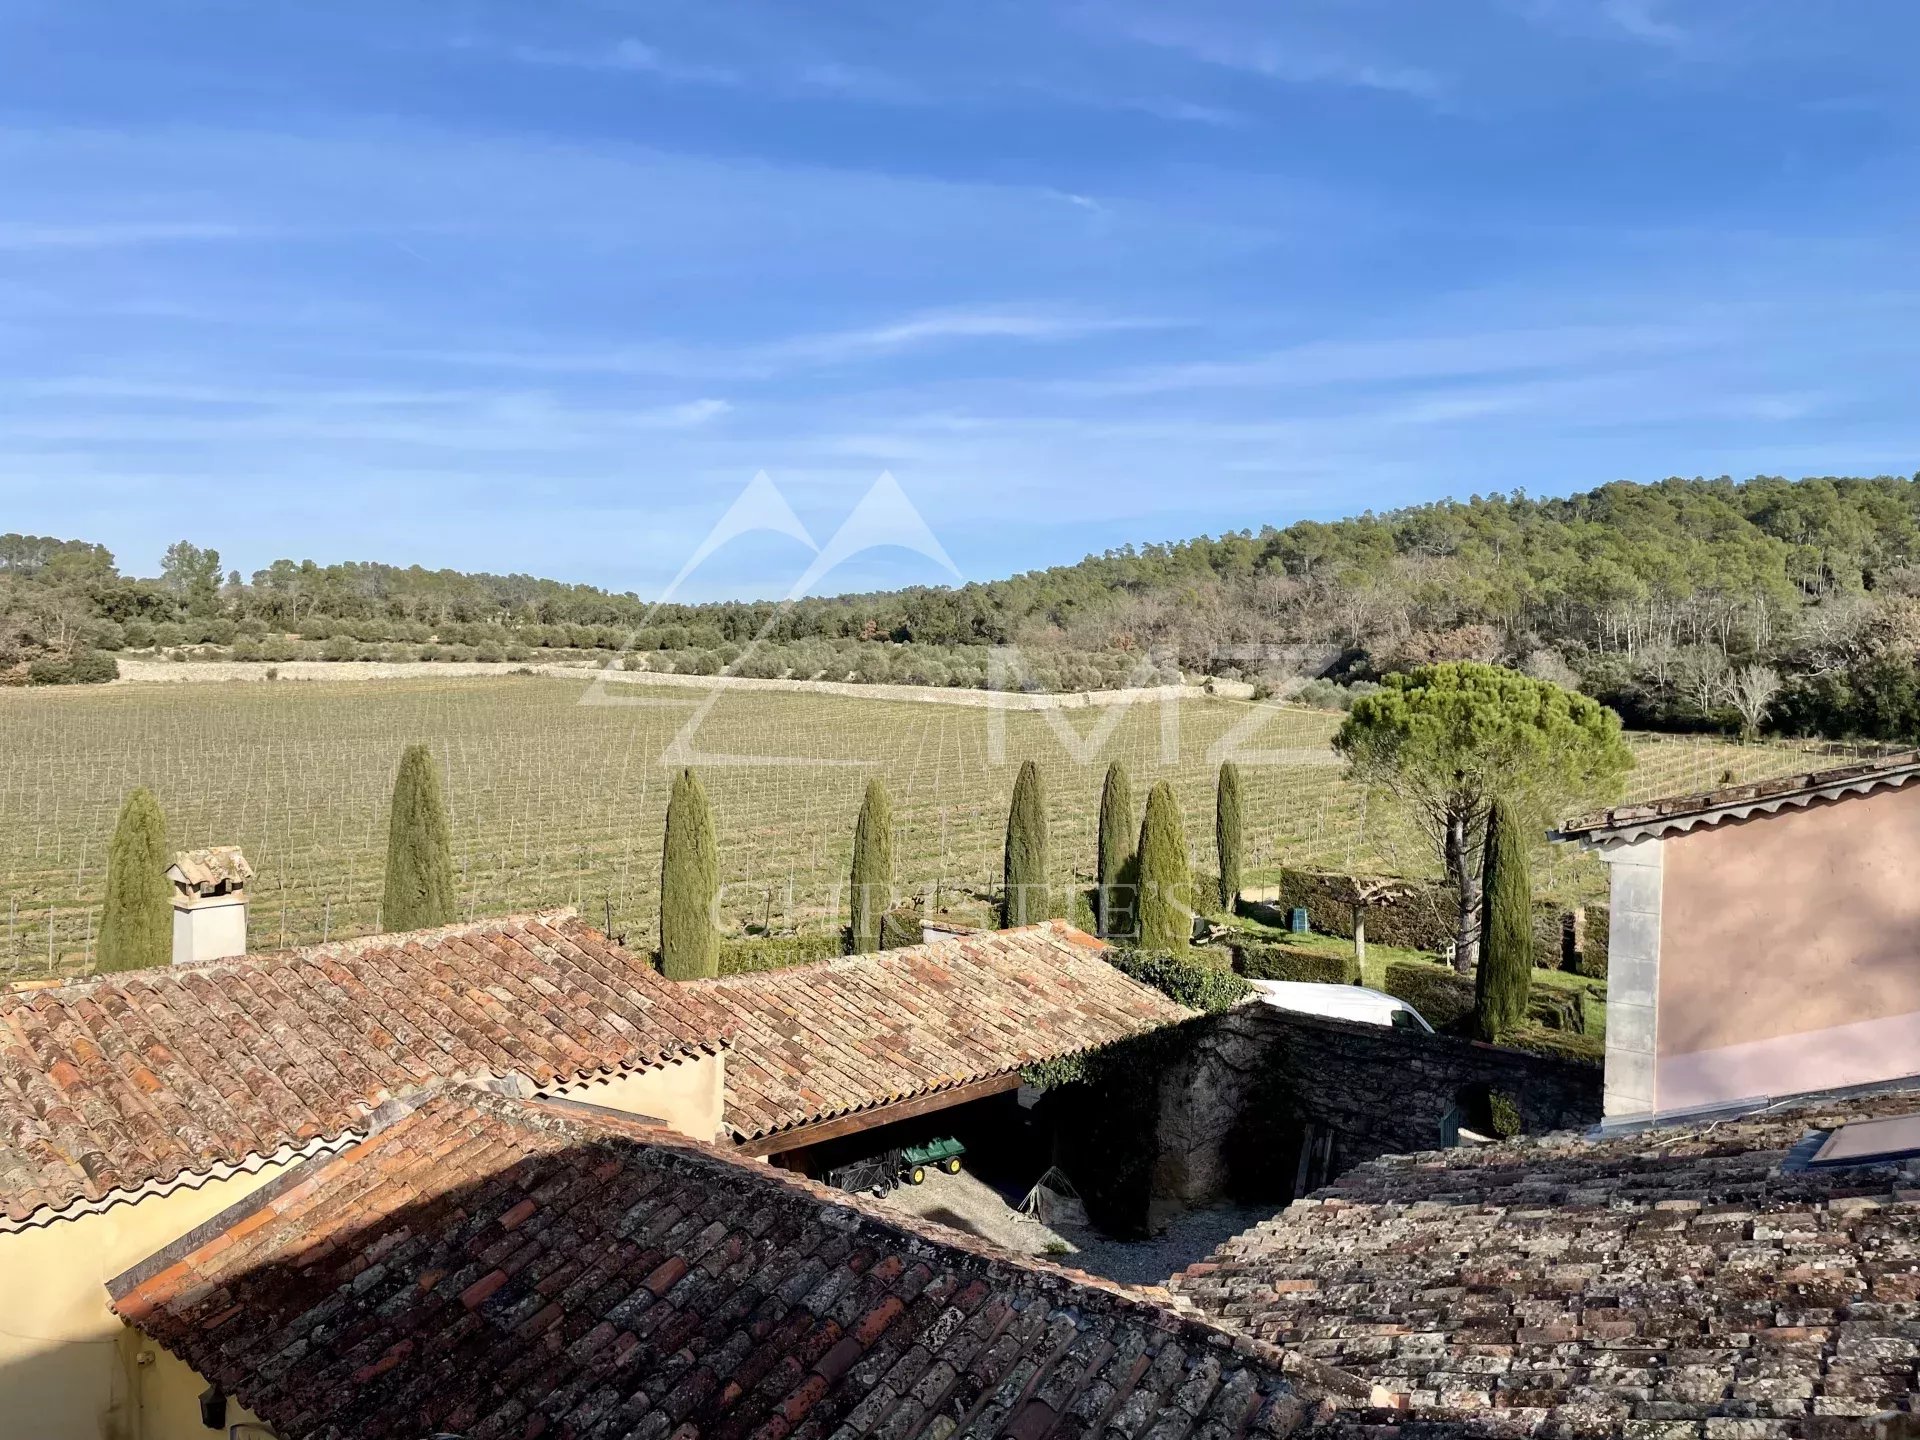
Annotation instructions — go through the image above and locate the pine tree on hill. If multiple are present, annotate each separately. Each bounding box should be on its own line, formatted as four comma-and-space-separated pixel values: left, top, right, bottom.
1096, 761, 1135, 939
1474, 798, 1534, 1043
660, 766, 719, 979
848, 778, 894, 954
97, 787, 172, 972
1001, 760, 1050, 927
380, 745, 457, 933
1136, 780, 1194, 954
1214, 761, 1243, 914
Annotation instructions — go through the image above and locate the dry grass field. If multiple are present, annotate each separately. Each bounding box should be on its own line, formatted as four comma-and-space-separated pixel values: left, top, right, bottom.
0, 673, 1868, 978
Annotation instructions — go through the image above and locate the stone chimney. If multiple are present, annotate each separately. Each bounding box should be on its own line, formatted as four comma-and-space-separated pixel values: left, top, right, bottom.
167, 846, 252, 965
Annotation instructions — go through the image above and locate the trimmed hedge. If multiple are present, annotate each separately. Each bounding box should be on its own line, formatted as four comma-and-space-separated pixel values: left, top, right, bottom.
1382, 961, 1476, 1031
1230, 942, 1359, 985
1579, 905, 1611, 979
1505, 1024, 1604, 1065
1274, 868, 1455, 950
1268, 866, 1610, 977
717, 932, 845, 975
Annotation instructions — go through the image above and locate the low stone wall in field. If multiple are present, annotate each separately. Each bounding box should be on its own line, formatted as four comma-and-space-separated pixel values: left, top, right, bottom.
109, 659, 1235, 712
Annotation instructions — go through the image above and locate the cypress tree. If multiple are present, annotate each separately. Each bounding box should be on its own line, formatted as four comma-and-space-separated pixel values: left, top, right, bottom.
1096, 761, 1135, 939
97, 787, 172, 972
660, 766, 719, 979
1214, 761, 1243, 913
848, 778, 894, 954
1136, 781, 1194, 953
1001, 760, 1049, 927
1474, 798, 1534, 1042
380, 744, 456, 933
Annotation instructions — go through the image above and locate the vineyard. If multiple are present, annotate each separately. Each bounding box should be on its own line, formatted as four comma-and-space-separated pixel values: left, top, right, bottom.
0, 673, 1872, 979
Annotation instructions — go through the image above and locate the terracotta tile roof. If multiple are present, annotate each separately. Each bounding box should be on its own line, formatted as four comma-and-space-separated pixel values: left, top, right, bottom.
692, 922, 1195, 1144
1172, 1084, 1920, 1434
0, 911, 727, 1224
1556, 749, 1920, 843
111, 1084, 1318, 1440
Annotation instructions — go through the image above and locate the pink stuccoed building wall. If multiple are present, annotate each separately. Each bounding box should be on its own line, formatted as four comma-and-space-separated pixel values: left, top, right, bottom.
1656, 784, 1920, 1112
1576, 765, 1920, 1121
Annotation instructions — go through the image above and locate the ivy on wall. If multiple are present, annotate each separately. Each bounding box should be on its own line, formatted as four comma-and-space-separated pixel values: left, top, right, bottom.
1025, 947, 1250, 1236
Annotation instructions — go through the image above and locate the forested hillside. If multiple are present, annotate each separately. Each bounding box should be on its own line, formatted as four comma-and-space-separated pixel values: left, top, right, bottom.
8, 472, 1920, 738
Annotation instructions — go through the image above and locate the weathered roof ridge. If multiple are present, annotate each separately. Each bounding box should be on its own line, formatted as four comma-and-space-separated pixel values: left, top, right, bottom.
690, 921, 1197, 1142
1557, 748, 1920, 843
34, 906, 584, 1000
0, 910, 729, 1223
112, 1081, 1332, 1440
1173, 1079, 1920, 1433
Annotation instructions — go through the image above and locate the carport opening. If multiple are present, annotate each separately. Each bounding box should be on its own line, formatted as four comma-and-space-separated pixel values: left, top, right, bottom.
764, 1087, 1050, 1204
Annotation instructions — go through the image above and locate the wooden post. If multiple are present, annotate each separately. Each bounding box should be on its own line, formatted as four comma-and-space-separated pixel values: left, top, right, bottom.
1352, 903, 1367, 972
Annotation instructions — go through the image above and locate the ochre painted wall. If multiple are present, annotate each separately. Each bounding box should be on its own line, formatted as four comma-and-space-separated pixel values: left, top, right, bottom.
1658, 784, 1920, 1110
548, 1052, 725, 1141
1, 1056, 723, 1440
0, 1158, 296, 1440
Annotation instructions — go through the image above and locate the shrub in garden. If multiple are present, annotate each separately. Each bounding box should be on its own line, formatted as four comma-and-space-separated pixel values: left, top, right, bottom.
1232, 943, 1358, 985
1383, 961, 1475, 1031
97, 787, 171, 972
660, 766, 719, 979
1505, 1025, 1604, 1065
1103, 947, 1251, 1013
1001, 760, 1049, 926
1473, 799, 1533, 1043
380, 744, 456, 933
1527, 988, 1586, 1034
848, 778, 894, 953
1096, 761, 1135, 939
1136, 780, 1194, 953
718, 931, 844, 975
1215, 761, 1243, 911
878, 906, 922, 949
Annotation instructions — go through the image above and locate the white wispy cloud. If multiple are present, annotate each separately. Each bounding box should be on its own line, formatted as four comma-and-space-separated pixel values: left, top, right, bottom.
1051, 323, 1702, 398
491, 37, 742, 86
405, 306, 1159, 380
0, 220, 269, 249
770, 307, 1157, 365
1600, 0, 1688, 47
1513, 0, 1691, 50
1112, 14, 1446, 101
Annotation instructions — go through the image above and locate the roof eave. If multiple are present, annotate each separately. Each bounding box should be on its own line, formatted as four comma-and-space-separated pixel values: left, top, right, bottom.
1557, 761, 1920, 848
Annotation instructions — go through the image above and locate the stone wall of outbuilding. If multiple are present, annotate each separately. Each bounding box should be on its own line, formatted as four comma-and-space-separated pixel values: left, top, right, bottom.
1153, 1002, 1602, 1204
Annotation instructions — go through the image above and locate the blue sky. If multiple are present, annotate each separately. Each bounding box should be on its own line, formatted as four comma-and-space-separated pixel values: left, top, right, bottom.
2, 1, 1917, 599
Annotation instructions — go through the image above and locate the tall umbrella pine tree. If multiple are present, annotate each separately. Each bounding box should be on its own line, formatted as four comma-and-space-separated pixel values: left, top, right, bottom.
1001, 760, 1049, 927
1136, 781, 1194, 954
1096, 761, 1135, 939
848, 778, 894, 954
660, 766, 719, 979
380, 745, 456, 933
1474, 799, 1535, 1042
97, 787, 172, 972
1214, 761, 1244, 914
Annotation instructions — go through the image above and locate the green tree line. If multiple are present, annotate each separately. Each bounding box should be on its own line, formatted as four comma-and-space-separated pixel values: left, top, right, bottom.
14, 471, 1920, 735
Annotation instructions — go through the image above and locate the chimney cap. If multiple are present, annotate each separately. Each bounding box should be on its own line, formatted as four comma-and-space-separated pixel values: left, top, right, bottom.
168, 846, 253, 896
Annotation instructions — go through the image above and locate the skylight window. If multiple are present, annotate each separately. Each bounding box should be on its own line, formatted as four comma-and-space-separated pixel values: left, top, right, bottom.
1807, 1113, 1920, 1168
